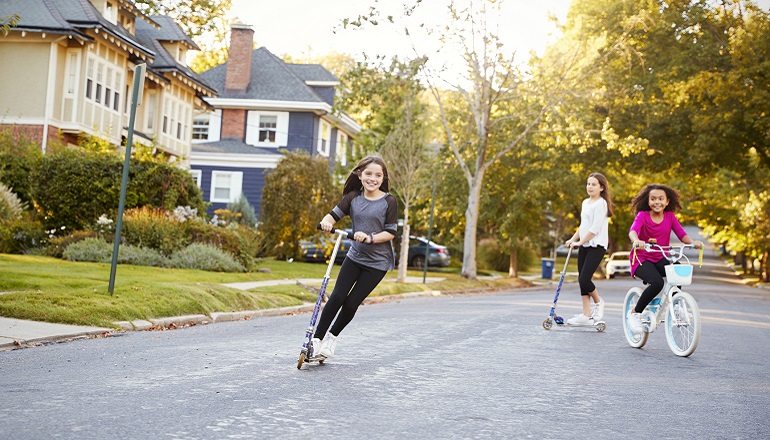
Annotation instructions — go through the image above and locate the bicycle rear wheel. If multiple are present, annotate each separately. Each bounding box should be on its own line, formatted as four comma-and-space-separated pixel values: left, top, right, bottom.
665, 290, 700, 357
623, 287, 649, 348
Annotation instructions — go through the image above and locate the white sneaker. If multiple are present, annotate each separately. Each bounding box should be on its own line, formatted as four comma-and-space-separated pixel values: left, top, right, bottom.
310, 337, 323, 358
319, 333, 338, 358
592, 298, 605, 321
567, 314, 594, 325
627, 311, 644, 335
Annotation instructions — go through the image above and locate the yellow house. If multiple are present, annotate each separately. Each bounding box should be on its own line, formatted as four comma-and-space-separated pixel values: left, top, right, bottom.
0, 0, 215, 162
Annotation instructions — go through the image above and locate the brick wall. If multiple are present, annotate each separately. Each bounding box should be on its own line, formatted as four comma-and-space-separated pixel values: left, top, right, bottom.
220, 108, 246, 140
225, 24, 254, 93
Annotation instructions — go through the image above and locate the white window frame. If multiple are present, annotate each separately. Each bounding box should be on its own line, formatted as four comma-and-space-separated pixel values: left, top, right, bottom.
192, 113, 210, 142
65, 50, 80, 97
245, 111, 288, 147
210, 171, 243, 203
189, 169, 202, 188
145, 90, 156, 131
317, 119, 331, 157
336, 131, 348, 166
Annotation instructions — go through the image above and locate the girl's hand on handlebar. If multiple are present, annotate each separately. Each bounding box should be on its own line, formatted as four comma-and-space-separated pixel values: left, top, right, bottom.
693, 240, 704, 249
319, 221, 333, 233
632, 240, 646, 250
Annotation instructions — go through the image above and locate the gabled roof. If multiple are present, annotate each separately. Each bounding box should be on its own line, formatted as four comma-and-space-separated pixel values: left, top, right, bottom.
199, 47, 335, 102
287, 64, 339, 83
135, 16, 215, 96
1, 0, 155, 59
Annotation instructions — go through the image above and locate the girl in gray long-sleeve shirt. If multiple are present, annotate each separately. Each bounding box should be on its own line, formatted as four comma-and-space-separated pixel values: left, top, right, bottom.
314, 156, 398, 359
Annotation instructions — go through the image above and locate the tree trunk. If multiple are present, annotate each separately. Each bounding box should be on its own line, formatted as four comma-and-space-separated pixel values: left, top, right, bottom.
461, 172, 484, 279
762, 250, 769, 283
509, 249, 518, 277
397, 218, 410, 283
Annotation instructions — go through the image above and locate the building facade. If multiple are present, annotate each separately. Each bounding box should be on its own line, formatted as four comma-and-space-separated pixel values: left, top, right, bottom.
0, 0, 215, 161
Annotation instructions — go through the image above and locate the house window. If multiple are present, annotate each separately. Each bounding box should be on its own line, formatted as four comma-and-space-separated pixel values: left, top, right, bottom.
85, 59, 94, 99
113, 73, 121, 111
66, 52, 78, 96
192, 115, 209, 141
189, 169, 202, 188
146, 91, 156, 131
336, 131, 348, 166
317, 120, 331, 157
259, 115, 277, 142
104, 68, 112, 109
210, 171, 243, 203
95, 63, 103, 103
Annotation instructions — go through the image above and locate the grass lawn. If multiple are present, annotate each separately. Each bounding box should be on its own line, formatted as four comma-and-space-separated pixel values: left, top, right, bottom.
0, 254, 532, 328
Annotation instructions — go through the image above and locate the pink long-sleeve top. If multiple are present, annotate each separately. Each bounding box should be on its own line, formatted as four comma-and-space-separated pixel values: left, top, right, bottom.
629, 211, 687, 276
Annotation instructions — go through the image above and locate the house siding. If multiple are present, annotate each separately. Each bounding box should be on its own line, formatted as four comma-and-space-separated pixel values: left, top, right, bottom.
310, 86, 335, 106
193, 164, 270, 217
0, 42, 50, 117
287, 112, 316, 153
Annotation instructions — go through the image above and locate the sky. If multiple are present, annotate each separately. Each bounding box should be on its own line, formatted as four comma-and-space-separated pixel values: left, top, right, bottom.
228, 0, 573, 62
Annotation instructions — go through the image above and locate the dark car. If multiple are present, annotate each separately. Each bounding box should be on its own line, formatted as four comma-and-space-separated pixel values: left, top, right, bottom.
400, 236, 451, 268
299, 230, 353, 263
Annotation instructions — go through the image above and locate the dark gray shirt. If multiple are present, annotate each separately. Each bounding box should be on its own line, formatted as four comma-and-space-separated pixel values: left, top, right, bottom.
331, 191, 398, 271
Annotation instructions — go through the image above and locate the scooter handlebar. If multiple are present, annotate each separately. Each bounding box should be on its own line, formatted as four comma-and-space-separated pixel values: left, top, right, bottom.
317, 224, 353, 239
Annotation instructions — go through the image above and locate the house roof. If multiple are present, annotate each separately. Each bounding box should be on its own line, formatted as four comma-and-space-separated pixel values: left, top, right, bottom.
135, 16, 215, 95
2, 0, 155, 59
199, 47, 337, 102
192, 139, 283, 156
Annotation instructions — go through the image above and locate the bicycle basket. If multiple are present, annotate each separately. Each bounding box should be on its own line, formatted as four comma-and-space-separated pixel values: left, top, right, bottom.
665, 264, 693, 286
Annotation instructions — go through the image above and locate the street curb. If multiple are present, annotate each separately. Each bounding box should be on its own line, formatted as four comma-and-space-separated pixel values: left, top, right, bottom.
0, 328, 111, 351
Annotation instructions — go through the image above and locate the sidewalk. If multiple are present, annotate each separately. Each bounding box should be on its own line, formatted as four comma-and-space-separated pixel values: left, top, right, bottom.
0, 276, 449, 351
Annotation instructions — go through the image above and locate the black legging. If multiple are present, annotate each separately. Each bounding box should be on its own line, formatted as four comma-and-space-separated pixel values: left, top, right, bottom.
633, 259, 669, 313
577, 246, 606, 295
314, 258, 387, 338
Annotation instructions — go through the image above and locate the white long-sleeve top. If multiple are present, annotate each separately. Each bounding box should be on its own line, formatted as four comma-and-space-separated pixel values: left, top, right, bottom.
579, 197, 609, 249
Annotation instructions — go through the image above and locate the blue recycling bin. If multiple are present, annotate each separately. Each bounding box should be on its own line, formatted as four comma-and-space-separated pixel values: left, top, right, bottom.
541, 258, 555, 279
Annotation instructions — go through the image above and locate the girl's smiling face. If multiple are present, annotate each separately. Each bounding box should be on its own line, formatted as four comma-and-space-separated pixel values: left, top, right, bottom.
648, 189, 670, 213
586, 176, 603, 198
359, 163, 384, 193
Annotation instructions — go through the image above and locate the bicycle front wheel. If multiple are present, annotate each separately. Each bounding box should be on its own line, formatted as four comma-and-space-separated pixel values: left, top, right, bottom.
665, 290, 700, 357
623, 287, 648, 348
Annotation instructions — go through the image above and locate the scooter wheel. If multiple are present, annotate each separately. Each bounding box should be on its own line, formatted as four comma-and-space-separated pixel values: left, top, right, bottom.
319, 359, 325, 365
596, 322, 606, 332
542, 319, 553, 330
297, 352, 306, 369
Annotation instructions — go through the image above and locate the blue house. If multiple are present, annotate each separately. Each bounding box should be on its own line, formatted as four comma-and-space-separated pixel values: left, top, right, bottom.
190, 24, 360, 218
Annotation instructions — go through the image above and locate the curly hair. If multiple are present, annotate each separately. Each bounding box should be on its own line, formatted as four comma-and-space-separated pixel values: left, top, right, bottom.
630, 184, 682, 214
342, 155, 390, 195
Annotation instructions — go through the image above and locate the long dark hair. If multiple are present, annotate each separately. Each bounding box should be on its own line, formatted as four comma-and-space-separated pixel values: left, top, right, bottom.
589, 172, 614, 217
342, 155, 390, 195
631, 183, 682, 215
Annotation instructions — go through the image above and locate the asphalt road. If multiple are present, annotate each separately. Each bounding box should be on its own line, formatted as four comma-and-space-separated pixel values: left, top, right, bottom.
1, 251, 768, 439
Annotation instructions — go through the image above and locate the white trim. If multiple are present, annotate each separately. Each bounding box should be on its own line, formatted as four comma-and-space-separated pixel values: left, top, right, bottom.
209, 109, 221, 141
304, 80, 339, 87
204, 98, 332, 112
210, 170, 243, 203
43, 37, 66, 153
245, 111, 288, 147
189, 169, 202, 188
189, 153, 281, 169
317, 119, 331, 157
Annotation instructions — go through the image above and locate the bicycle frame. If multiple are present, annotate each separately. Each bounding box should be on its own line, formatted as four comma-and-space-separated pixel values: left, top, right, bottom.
632, 243, 701, 333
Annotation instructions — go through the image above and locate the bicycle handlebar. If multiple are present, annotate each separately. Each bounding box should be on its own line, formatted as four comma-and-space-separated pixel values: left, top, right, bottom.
633, 242, 704, 266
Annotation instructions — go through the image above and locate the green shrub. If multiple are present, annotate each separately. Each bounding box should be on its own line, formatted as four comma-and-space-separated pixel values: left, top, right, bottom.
0, 129, 42, 205
477, 238, 537, 274
168, 243, 245, 272
30, 149, 206, 231
0, 215, 47, 254
121, 207, 187, 255
184, 220, 254, 267
62, 237, 112, 262
116, 245, 167, 267
43, 230, 100, 258
226, 194, 258, 227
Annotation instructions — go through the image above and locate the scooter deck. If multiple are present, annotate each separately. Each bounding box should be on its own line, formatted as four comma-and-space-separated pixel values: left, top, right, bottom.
543, 317, 606, 332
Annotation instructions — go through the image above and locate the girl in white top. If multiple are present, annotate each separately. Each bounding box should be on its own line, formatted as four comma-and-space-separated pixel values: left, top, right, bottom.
564, 173, 614, 325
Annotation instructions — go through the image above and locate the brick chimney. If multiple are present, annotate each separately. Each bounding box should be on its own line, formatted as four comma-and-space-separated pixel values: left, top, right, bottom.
225, 23, 254, 94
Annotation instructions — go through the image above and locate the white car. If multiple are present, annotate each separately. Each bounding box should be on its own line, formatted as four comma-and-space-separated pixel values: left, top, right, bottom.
605, 251, 632, 279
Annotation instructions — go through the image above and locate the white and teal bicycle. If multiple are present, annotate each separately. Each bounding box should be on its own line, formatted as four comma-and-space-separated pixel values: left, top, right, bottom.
623, 241, 703, 357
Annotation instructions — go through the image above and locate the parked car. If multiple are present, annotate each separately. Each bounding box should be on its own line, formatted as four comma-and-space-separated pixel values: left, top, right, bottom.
605, 251, 632, 278
299, 230, 353, 263
397, 236, 451, 268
